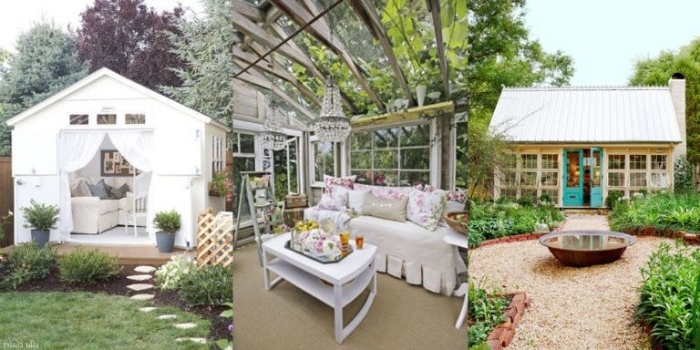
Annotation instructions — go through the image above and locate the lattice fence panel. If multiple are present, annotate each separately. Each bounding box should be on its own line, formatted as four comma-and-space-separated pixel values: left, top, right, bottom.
196, 209, 234, 267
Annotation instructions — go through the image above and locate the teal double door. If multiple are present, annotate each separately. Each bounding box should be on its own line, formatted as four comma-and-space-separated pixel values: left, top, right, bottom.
563, 148, 603, 207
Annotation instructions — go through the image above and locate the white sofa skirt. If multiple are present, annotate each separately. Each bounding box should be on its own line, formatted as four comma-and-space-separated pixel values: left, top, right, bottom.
305, 208, 466, 296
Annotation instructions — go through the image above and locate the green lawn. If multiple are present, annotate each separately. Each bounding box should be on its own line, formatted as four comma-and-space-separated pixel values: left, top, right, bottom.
0, 292, 211, 349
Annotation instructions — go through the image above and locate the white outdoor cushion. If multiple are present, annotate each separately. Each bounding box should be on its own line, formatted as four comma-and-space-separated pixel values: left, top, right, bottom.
98, 199, 120, 215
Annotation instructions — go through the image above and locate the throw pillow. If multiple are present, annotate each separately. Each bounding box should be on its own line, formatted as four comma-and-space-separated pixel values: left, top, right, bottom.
109, 183, 130, 199
347, 188, 370, 214
317, 193, 347, 211
72, 180, 92, 197
406, 188, 448, 231
371, 186, 412, 200
362, 192, 408, 222
323, 174, 357, 196
89, 179, 112, 200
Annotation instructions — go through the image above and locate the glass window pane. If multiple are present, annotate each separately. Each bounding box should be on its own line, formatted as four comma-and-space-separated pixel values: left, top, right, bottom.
609, 155, 625, 170
314, 142, 334, 181
521, 189, 537, 200
630, 155, 646, 170
521, 171, 537, 186
541, 171, 558, 186
521, 154, 537, 169
541, 154, 558, 169
566, 152, 580, 187
374, 129, 397, 148
351, 151, 372, 169
240, 133, 255, 154
400, 124, 430, 146
69, 114, 89, 125
374, 150, 398, 169
608, 172, 625, 187
651, 155, 667, 170
97, 114, 116, 124
630, 173, 647, 186
400, 148, 430, 169
351, 131, 372, 151
651, 173, 669, 188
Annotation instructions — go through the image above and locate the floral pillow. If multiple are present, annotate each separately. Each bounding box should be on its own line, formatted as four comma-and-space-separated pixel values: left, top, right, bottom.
406, 188, 448, 231
317, 191, 347, 211
323, 174, 357, 196
371, 186, 412, 200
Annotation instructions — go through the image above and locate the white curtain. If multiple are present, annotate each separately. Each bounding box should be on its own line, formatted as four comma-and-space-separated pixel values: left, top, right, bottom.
58, 131, 107, 236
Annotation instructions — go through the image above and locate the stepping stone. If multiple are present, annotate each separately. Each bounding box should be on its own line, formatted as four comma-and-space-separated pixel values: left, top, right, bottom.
174, 322, 198, 329
127, 283, 154, 292
127, 274, 153, 281
175, 338, 207, 344
139, 307, 158, 313
134, 266, 157, 273
130, 294, 154, 301
157, 314, 177, 320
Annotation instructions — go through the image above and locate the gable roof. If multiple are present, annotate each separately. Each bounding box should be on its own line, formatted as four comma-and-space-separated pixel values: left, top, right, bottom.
489, 86, 682, 144
6, 67, 230, 131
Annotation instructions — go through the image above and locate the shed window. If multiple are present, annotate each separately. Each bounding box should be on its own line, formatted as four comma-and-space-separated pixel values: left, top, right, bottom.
69, 114, 89, 125
97, 114, 116, 124
125, 113, 146, 124
498, 153, 558, 202
231, 132, 256, 215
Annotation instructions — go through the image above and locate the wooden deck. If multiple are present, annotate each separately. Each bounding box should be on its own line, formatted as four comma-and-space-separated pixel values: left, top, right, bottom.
3, 243, 190, 266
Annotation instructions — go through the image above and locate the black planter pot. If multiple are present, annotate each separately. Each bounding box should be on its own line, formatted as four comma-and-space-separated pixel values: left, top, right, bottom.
31, 229, 50, 248
155, 231, 176, 253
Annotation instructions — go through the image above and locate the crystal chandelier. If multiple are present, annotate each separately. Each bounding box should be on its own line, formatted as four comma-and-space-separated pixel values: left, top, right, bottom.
259, 98, 287, 151
312, 79, 351, 143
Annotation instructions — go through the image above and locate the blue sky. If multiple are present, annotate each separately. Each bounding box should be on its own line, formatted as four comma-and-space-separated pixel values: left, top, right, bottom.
525, 0, 700, 86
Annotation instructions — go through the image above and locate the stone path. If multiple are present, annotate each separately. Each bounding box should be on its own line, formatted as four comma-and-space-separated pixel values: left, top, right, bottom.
129, 265, 207, 346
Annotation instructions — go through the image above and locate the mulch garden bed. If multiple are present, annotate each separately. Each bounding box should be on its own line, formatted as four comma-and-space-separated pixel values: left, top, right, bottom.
2, 264, 231, 343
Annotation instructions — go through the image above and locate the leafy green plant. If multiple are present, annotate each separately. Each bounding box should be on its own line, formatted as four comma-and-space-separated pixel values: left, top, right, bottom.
20, 199, 59, 231
636, 243, 700, 349
153, 209, 181, 234
605, 191, 624, 210
154, 255, 197, 290
178, 264, 232, 306
0, 210, 13, 245
216, 301, 234, 350
0, 242, 56, 289
58, 247, 121, 285
675, 154, 695, 194
468, 279, 509, 347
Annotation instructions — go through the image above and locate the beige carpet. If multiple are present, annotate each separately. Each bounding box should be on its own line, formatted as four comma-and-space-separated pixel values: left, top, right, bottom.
233, 243, 466, 349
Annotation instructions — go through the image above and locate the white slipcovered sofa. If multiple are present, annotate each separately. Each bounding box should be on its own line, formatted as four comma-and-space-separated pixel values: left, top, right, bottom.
69, 176, 146, 234
304, 178, 467, 296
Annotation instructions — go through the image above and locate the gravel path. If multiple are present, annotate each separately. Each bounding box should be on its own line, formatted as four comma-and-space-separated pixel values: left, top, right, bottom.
469, 214, 669, 349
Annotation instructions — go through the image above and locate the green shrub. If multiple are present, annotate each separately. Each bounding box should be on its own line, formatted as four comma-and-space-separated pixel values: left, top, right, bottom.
58, 247, 121, 285
0, 242, 56, 290
155, 255, 197, 290
605, 191, 624, 210
20, 200, 60, 231
674, 155, 694, 194
153, 210, 181, 233
178, 264, 232, 306
636, 243, 700, 349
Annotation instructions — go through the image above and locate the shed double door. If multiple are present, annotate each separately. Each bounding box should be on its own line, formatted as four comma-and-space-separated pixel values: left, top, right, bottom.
563, 149, 603, 207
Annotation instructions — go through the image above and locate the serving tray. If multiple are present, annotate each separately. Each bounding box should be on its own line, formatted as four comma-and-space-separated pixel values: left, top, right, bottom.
284, 240, 353, 264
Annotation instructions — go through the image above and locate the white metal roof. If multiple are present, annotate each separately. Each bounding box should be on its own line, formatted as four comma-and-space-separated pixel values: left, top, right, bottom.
489, 86, 682, 143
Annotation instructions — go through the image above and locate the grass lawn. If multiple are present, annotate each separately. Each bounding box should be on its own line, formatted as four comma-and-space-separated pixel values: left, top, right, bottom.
0, 292, 211, 349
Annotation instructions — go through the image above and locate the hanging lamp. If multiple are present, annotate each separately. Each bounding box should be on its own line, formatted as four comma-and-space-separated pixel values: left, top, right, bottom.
259, 97, 287, 151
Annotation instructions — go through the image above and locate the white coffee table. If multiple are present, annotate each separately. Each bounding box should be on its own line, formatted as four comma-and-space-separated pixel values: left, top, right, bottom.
262, 232, 377, 344
443, 228, 468, 329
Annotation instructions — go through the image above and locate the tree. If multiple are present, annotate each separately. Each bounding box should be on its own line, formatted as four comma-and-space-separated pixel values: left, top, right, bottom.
0, 22, 88, 155
629, 41, 700, 164
75, 0, 185, 91
163, 0, 236, 124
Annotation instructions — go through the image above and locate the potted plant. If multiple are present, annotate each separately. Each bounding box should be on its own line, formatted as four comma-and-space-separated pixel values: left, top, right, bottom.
209, 170, 234, 201
153, 209, 181, 253
20, 199, 59, 248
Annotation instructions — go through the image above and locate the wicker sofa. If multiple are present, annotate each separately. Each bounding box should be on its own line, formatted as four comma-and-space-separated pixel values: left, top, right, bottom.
304, 180, 466, 296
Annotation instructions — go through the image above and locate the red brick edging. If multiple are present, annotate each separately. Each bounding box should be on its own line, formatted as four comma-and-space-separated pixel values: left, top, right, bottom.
486, 292, 531, 349
477, 226, 565, 247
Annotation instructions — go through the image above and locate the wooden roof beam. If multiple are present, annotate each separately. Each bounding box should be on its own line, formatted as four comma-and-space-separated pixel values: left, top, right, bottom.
232, 46, 323, 108
235, 69, 316, 122
232, 9, 317, 71
291, 0, 385, 112
427, 0, 450, 98
233, 0, 263, 22
348, 0, 413, 105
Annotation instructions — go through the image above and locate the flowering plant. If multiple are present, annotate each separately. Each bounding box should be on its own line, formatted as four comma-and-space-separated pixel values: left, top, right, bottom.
209, 171, 234, 202
154, 255, 196, 290
250, 175, 270, 188
293, 220, 341, 260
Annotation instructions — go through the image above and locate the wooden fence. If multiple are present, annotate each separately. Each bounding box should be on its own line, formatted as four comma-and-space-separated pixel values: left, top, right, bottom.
0, 157, 13, 248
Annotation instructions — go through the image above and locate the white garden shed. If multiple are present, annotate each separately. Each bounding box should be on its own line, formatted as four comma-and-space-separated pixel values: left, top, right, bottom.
6, 67, 230, 249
